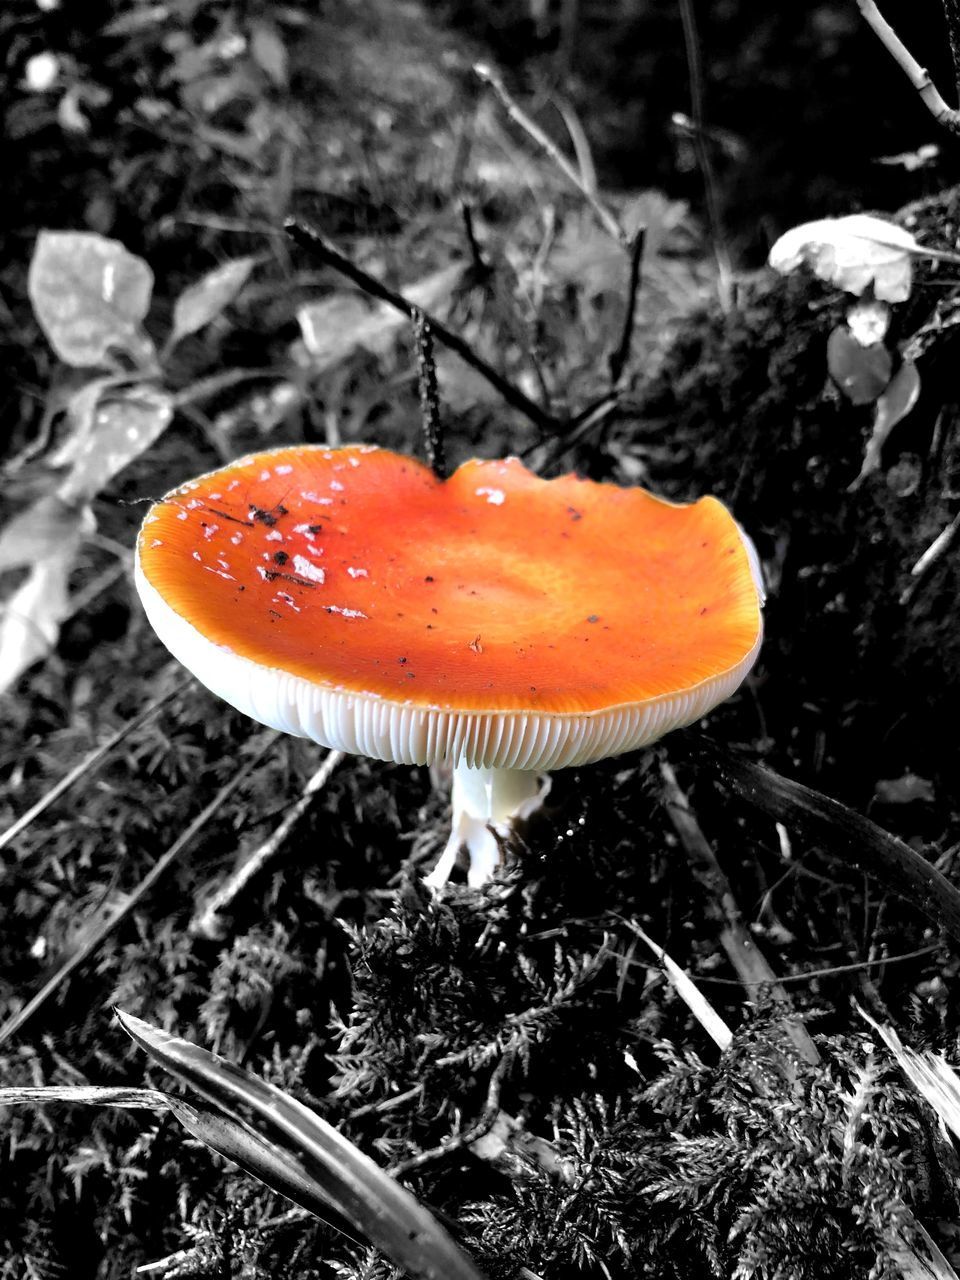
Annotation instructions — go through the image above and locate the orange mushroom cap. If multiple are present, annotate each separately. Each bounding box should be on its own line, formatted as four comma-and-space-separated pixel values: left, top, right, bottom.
135, 444, 763, 770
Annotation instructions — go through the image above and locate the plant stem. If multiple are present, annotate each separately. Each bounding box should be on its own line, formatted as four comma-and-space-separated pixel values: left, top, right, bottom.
412, 309, 447, 480
855, 0, 960, 132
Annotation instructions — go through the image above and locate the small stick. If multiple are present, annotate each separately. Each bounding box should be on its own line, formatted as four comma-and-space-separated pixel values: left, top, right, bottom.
607, 229, 646, 388
900, 511, 960, 605
0, 734, 277, 1050
411, 310, 447, 481
659, 760, 820, 1065
855, 0, 960, 132
474, 63, 627, 247
0, 672, 187, 854
388, 1053, 513, 1178
459, 201, 490, 276
285, 219, 559, 436
191, 749, 344, 939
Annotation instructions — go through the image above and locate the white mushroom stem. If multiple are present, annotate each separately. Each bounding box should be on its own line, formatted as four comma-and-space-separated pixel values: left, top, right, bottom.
424, 764, 551, 889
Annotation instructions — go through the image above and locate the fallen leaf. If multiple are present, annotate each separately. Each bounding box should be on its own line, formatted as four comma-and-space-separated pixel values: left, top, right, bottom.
769, 213, 918, 303
28, 231, 156, 367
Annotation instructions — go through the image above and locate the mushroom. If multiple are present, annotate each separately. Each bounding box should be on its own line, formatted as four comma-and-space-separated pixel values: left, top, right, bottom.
135, 444, 764, 886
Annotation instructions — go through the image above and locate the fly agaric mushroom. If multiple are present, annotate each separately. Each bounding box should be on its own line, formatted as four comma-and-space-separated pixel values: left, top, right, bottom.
135, 444, 763, 886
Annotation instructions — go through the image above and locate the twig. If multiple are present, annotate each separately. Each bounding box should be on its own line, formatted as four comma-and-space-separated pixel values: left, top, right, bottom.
0, 733, 277, 1050
855, 0, 960, 133
607, 229, 646, 388
553, 96, 598, 197
0, 671, 188, 854
388, 1053, 513, 1178
695, 943, 941, 984
191, 749, 344, 939
677, 0, 734, 310
285, 219, 559, 436
900, 511, 960, 605
659, 760, 821, 1065
412, 310, 447, 481
474, 63, 627, 247
459, 201, 490, 276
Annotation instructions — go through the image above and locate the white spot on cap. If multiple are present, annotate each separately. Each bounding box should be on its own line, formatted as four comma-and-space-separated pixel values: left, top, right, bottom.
177, 511, 188, 521
186, 498, 202, 509
325, 605, 367, 619
476, 487, 505, 505
231, 532, 243, 545
259, 469, 271, 481
266, 530, 284, 542
192, 551, 202, 561
301, 491, 332, 505
293, 523, 314, 536
292, 555, 325, 584
150, 539, 163, 548
275, 464, 293, 475
330, 480, 345, 492
276, 591, 300, 612
202, 523, 219, 540
347, 566, 368, 578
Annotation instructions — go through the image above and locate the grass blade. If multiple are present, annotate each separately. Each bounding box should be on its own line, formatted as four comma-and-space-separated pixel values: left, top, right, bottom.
117, 1010, 487, 1280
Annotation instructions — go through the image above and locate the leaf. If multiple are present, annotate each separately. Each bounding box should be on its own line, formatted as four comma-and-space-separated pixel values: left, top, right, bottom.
57, 387, 174, 504
297, 263, 464, 371
0, 495, 93, 572
848, 360, 922, 490
169, 257, 256, 347
826, 325, 892, 405
28, 231, 156, 367
249, 20, 288, 87
167, 1097, 364, 1245
769, 213, 918, 302
117, 1011, 488, 1280
0, 553, 76, 695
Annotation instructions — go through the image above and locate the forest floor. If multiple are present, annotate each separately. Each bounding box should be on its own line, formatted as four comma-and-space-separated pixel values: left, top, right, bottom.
5, 3, 960, 1279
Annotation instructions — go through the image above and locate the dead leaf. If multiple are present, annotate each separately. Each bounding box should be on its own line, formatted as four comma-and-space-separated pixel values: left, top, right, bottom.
769, 213, 918, 303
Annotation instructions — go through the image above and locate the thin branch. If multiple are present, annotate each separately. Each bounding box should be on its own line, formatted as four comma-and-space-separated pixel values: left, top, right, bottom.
677, 0, 735, 309
190, 749, 344, 939
0, 671, 188, 854
459, 201, 490, 276
412, 310, 447, 481
387, 1052, 513, 1178
474, 63, 627, 247
659, 760, 821, 1065
900, 510, 960, 605
285, 218, 559, 436
855, 0, 960, 133
0, 734, 277, 1050
695, 942, 941, 985
607, 229, 646, 388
